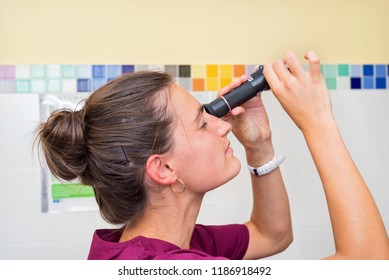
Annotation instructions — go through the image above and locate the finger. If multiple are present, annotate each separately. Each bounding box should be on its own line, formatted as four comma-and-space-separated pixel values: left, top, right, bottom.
304, 50, 322, 80
263, 62, 281, 92
217, 75, 248, 97
285, 50, 305, 78
273, 58, 291, 81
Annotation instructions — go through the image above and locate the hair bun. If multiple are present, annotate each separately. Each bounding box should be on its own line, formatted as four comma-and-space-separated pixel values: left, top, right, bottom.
37, 109, 87, 181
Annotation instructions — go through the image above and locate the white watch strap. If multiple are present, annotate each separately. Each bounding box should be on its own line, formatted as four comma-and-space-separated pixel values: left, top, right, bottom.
247, 154, 286, 176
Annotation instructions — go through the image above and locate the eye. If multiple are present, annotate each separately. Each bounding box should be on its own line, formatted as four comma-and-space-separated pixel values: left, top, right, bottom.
201, 121, 208, 129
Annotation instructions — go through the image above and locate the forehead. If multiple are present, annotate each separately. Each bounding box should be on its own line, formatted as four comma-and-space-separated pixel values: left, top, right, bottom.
169, 83, 201, 121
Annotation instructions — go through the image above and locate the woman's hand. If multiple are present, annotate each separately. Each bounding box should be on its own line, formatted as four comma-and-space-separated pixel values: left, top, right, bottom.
217, 74, 272, 156
263, 50, 335, 136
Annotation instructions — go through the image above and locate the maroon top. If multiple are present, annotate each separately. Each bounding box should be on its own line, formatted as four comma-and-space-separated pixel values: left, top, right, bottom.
87, 224, 249, 260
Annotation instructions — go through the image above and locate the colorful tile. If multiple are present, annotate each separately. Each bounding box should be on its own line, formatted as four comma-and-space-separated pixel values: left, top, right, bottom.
350, 65, 362, 77
324, 65, 337, 78
206, 77, 218, 91
233, 65, 245, 77
363, 65, 374, 76
375, 65, 386, 77
0, 79, 15, 92
325, 77, 337, 90
179, 65, 191, 77
31, 65, 46, 78
77, 65, 92, 78
47, 79, 61, 93
77, 79, 91, 92
376, 77, 386, 89
62, 65, 76, 78
122, 65, 134, 73
165, 65, 177, 77
15, 79, 31, 93
220, 78, 232, 88
220, 65, 232, 79
192, 78, 204, 91
206, 65, 218, 78
107, 65, 122, 80
351, 77, 361, 89
0, 65, 15, 79
92, 65, 105, 78
191, 65, 205, 78
338, 64, 349, 77
363, 77, 374, 89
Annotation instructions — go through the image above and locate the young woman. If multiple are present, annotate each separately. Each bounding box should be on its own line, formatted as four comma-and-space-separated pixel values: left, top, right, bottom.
36, 50, 388, 260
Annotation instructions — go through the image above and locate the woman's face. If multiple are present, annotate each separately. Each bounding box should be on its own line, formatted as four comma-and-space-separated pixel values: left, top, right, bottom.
168, 84, 241, 193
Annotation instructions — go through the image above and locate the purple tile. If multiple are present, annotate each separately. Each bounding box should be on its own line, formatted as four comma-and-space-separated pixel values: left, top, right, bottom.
0, 65, 16, 79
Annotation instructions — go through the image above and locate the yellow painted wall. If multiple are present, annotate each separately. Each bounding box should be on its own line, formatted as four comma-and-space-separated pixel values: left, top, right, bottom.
1, 0, 388, 64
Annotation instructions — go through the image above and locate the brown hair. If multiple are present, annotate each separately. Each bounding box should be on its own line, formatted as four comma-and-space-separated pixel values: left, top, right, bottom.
36, 71, 175, 225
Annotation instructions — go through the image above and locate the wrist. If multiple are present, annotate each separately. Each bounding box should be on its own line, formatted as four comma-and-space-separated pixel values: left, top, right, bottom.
245, 140, 275, 167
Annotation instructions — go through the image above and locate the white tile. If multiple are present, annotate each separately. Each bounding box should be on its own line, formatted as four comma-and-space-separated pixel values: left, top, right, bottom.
0, 94, 40, 169
31, 79, 46, 93
61, 79, 77, 93
15, 65, 31, 79
46, 64, 61, 78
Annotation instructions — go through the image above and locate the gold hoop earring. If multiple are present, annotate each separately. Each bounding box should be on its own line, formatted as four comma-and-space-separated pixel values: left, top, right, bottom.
171, 178, 186, 194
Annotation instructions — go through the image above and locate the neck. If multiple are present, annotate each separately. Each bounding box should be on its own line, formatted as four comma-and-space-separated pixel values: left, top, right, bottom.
120, 190, 204, 249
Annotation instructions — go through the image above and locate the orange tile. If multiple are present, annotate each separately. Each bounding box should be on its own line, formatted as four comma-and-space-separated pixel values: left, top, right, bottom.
233, 65, 246, 77
220, 78, 232, 88
192, 78, 205, 91
206, 77, 219, 91
206, 65, 218, 78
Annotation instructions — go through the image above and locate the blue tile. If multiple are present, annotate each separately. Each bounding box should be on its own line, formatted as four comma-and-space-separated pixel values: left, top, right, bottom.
122, 65, 134, 73
350, 65, 362, 77
375, 65, 386, 77
351, 77, 361, 89
92, 78, 106, 90
92, 65, 106, 78
376, 77, 386, 89
363, 65, 374, 76
77, 79, 91, 92
107, 65, 122, 79
387, 65, 389, 76
363, 77, 374, 89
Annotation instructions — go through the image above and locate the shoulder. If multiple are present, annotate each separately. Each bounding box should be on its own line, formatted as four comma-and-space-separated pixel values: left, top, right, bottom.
191, 224, 249, 260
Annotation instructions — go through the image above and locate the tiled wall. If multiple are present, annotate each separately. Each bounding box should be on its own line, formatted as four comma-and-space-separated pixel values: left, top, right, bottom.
1, 64, 388, 94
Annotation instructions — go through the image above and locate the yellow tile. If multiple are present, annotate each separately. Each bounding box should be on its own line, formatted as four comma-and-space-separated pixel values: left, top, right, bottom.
220, 78, 232, 88
191, 65, 205, 78
206, 77, 219, 91
220, 65, 232, 79
206, 65, 218, 78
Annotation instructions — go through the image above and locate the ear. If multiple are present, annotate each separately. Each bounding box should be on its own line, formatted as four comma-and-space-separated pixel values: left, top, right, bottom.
145, 154, 176, 186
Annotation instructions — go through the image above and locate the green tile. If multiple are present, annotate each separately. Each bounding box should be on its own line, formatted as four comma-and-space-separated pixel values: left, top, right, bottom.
323, 64, 337, 78
338, 64, 349, 76
16, 79, 31, 93
47, 79, 61, 93
31, 65, 46, 78
62, 65, 76, 78
325, 77, 337, 89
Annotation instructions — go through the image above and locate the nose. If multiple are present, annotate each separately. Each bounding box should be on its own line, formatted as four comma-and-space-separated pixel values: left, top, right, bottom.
216, 117, 232, 137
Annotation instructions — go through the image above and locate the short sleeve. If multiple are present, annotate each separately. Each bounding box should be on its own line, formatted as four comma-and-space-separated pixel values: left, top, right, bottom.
190, 224, 249, 260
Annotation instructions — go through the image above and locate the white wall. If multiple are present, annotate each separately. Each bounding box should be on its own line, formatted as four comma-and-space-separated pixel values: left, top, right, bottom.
0, 91, 388, 259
